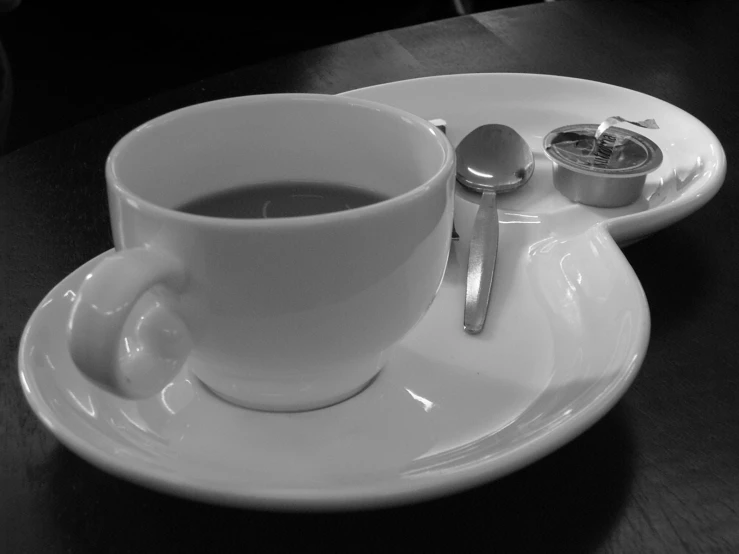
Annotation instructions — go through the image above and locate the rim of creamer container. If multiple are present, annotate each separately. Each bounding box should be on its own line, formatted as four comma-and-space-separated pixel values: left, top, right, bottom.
543, 123, 663, 177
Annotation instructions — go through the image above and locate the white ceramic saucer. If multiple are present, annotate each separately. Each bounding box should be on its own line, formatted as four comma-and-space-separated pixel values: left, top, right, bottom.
343, 73, 725, 246
19, 74, 725, 510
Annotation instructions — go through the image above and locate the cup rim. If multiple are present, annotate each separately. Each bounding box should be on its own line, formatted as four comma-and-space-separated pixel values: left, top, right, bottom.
105, 93, 455, 228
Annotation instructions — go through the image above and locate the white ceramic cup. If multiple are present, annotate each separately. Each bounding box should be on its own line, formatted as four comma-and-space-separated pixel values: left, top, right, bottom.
67, 94, 455, 411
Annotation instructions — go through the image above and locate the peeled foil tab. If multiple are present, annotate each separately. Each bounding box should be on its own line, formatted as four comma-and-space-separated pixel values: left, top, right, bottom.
594, 116, 659, 140
547, 118, 660, 171
548, 130, 645, 170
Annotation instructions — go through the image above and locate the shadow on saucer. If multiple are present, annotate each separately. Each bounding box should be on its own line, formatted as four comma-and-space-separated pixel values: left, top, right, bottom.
400, 402, 636, 551
622, 222, 715, 338
44, 400, 635, 552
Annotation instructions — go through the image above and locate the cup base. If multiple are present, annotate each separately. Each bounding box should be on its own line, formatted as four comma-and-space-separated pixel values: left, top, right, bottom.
196, 370, 382, 413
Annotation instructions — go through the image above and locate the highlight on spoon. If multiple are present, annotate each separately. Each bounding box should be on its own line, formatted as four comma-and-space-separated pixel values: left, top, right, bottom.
456, 124, 535, 193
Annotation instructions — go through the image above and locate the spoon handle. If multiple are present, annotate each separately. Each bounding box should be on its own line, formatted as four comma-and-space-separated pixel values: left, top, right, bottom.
464, 191, 498, 334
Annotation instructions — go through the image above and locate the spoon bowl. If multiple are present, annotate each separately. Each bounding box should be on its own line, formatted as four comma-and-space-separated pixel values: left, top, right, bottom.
457, 124, 535, 194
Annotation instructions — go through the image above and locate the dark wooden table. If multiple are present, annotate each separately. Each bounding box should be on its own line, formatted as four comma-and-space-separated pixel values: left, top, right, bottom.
2, 1, 737, 551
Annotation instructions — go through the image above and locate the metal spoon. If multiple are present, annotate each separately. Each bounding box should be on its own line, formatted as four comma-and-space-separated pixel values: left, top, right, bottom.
456, 124, 534, 334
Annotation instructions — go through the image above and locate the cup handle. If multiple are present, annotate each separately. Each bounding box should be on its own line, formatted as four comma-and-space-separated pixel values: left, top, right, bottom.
68, 247, 188, 399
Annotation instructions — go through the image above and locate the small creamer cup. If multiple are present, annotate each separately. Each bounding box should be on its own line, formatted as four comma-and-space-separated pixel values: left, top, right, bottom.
67, 94, 456, 411
543, 123, 663, 208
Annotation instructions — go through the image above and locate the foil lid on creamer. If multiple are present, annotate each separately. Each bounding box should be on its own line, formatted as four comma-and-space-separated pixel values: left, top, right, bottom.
544, 123, 663, 176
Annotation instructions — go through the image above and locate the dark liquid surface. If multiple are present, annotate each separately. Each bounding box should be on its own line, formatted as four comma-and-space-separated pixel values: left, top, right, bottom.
177, 181, 390, 219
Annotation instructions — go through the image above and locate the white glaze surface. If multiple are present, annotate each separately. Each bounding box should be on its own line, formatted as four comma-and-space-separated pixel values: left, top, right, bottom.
21, 221, 646, 508
343, 73, 725, 246
19, 74, 725, 509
